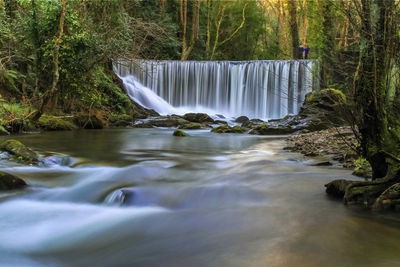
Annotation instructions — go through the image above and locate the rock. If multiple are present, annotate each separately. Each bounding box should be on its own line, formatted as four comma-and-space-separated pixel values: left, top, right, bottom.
183, 113, 214, 123
235, 116, 249, 124
214, 120, 228, 125
249, 124, 296, 135
311, 161, 333, 166
179, 122, 203, 129
74, 115, 104, 129
132, 122, 153, 128
325, 179, 355, 198
108, 114, 133, 127
0, 171, 26, 190
242, 119, 265, 129
146, 116, 188, 128
211, 125, 246, 134
0, 139, 39, 164
37, 115, 76, 131
173, 129, 188, 137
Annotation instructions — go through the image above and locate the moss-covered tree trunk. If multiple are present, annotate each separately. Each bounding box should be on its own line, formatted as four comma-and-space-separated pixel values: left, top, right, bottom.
35, 0, 66, 119
327, 0, 400, 210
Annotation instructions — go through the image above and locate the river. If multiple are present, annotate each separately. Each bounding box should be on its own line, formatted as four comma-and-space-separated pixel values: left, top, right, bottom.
0, 128, 399, 267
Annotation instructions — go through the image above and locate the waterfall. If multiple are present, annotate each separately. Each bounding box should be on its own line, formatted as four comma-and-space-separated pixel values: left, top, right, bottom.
114, 60, 317, 119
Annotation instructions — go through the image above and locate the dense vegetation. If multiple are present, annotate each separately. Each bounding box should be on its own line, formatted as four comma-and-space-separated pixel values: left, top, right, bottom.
0, 0, 359, 124
0, 0, 400, 210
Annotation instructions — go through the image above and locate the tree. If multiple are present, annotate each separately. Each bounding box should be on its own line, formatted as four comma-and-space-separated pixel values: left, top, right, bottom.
287, 0, 299, 59
327, 0, 400, 210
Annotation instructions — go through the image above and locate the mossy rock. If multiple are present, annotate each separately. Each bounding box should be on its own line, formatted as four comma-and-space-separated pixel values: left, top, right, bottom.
0, 171, 26, 190
211, 125, 246, 134
0, 139, 39, 164
179, 122, 202, 129
249, 124, 296, 135
74, 115, 104, 129
173, 129, 188, 137
109, 114, 133, 127
38, 115, 76, 131
242, 119, 265, 129
133, 122, 153, 128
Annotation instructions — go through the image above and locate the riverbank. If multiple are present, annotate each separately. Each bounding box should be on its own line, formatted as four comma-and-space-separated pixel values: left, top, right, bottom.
285, 126, 372, 178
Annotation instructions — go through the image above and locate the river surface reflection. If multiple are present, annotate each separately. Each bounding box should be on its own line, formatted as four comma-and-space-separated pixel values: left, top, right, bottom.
0, 129, 399, 267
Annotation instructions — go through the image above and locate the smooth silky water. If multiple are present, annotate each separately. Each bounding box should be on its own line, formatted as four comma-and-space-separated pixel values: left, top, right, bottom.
0, 129, 400, 267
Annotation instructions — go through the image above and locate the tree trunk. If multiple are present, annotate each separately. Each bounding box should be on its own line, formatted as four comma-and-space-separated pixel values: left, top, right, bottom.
287, 0, 299, 59
327, 0, 400, 211
35, 0, 67, 119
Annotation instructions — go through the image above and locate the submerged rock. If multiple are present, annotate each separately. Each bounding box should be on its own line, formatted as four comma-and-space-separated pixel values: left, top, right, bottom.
0, 171, 27, 190
183, 113, 214, 123
173, 129, 188, 137
0, 139, 39, 164
211, 125, 246, 134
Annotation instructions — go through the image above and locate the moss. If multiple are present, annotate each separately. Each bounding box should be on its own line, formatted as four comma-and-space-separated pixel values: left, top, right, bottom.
231, 126, 246, 133
38, 115, 76, 131
211, 125, 246, 134
179, 122, 202, 129
352, 157, 372, 178
108, 114, 132, 127
173, 129, 188, 137
306, 91, 316, 101
0, 139, 39, 164
323, 88, 346, 102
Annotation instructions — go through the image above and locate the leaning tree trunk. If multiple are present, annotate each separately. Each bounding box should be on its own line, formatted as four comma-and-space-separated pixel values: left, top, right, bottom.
326, 0, 400, 210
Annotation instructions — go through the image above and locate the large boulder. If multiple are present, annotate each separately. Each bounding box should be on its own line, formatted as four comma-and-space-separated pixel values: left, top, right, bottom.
0, 139, 39, 164
0, 171, 26, 190
183, 113, 214, 123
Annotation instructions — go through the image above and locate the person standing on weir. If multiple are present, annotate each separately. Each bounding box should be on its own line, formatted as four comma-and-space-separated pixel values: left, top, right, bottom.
298, 44, 304, 59
304, 45, 310, 59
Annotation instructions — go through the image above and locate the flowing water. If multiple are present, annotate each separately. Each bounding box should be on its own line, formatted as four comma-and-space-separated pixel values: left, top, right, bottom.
0, 129, 400, 267
114, 60, 317, 119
